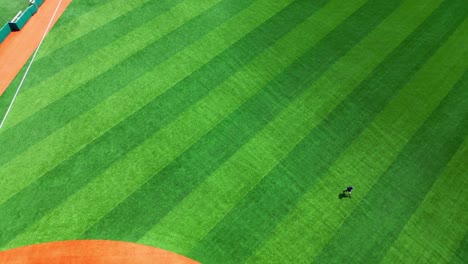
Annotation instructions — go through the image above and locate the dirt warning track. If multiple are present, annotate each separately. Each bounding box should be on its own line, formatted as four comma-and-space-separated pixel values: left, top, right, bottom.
0, 0, 72, 95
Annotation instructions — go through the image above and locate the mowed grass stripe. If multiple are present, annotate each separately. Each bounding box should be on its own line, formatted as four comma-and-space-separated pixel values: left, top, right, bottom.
313, 61, 468, 263
0, 0, 293, 211
381, 133, 468, 263
1, 0, 221, 131
1, 0, 309, 249
0, 0, 255, 171
81, 0, 392, 244
23, 0, 185, 88
36, 0, 153, 60
247, 0, 460, 262
187, 1, 467, 263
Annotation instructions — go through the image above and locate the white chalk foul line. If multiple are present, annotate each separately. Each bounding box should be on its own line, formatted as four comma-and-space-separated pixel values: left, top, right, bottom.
0, 0, 64, 129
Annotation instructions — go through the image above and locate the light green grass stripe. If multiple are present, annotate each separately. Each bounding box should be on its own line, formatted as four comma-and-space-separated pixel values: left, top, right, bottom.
1, 0, 220, 131
247, 16, 468, 264
380, 137, 468, 264
36, 0, 151, 60
0, 0, 293, 207
2, 0, 334, 249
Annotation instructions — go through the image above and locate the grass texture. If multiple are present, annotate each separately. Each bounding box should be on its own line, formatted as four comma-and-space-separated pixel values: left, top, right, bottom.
0, 0, 467, 263
0, 0, 29, 24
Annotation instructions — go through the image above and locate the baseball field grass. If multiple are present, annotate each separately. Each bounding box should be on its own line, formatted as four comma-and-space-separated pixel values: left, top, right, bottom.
0, 0, 467, 263
0, 0, 29, 24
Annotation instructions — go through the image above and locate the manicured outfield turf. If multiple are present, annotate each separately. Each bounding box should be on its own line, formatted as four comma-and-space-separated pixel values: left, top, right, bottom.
0, 0, 467, 263
0, 0, 29, 24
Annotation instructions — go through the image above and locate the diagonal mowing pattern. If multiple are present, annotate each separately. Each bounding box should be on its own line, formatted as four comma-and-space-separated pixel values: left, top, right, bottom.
80, 0, 397, 246
0, 0, 291, 208
0, 0, 310, 250
381, 133, 468, 263
78, 0, 332, 241
21, 0, 185, 89
250, 18, 466, 261
0, 0, 254, 171
186, 1, 468, 263
312, 60, 468, 263
0, 0, 313, 244
182, 0, 406, 262
1, 0, 222, 131
138, 0, 452, 254
0, 0, 464, 262
35, 0, 154, 60
0, 0, 297, 248
248, 9, 468, 264
3, 0, 368, 251
140, 0, 454, 256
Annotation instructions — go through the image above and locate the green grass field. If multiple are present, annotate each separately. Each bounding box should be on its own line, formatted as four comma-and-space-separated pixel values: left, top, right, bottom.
0, 0, 29, 24
0, 0, 467, 263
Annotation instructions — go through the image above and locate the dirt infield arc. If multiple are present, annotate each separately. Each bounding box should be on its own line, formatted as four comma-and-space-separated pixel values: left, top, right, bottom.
0, 240, 199, 263
0, 0, 72, 95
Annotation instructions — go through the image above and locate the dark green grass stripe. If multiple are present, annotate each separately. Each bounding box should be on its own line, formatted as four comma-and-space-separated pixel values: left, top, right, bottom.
22, 0, 185, 89
0, 0, 324, 247
312, 71, 468, 264
184, 1, 468, 262
80, 0, 400, 246
0, 0, 255, 167
451, 232, 468, 264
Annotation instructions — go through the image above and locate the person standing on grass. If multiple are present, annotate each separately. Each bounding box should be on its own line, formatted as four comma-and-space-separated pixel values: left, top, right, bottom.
343, 186, 354, 198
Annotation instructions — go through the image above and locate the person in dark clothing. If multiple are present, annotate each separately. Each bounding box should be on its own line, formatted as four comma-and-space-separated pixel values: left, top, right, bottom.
343, 186, 354, 198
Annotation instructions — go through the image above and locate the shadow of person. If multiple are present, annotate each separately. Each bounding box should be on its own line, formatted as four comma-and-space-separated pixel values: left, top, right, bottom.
339, 193, 347, 199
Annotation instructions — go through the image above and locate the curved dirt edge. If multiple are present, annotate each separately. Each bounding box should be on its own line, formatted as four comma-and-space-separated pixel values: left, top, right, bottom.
0, 239, 199, 263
